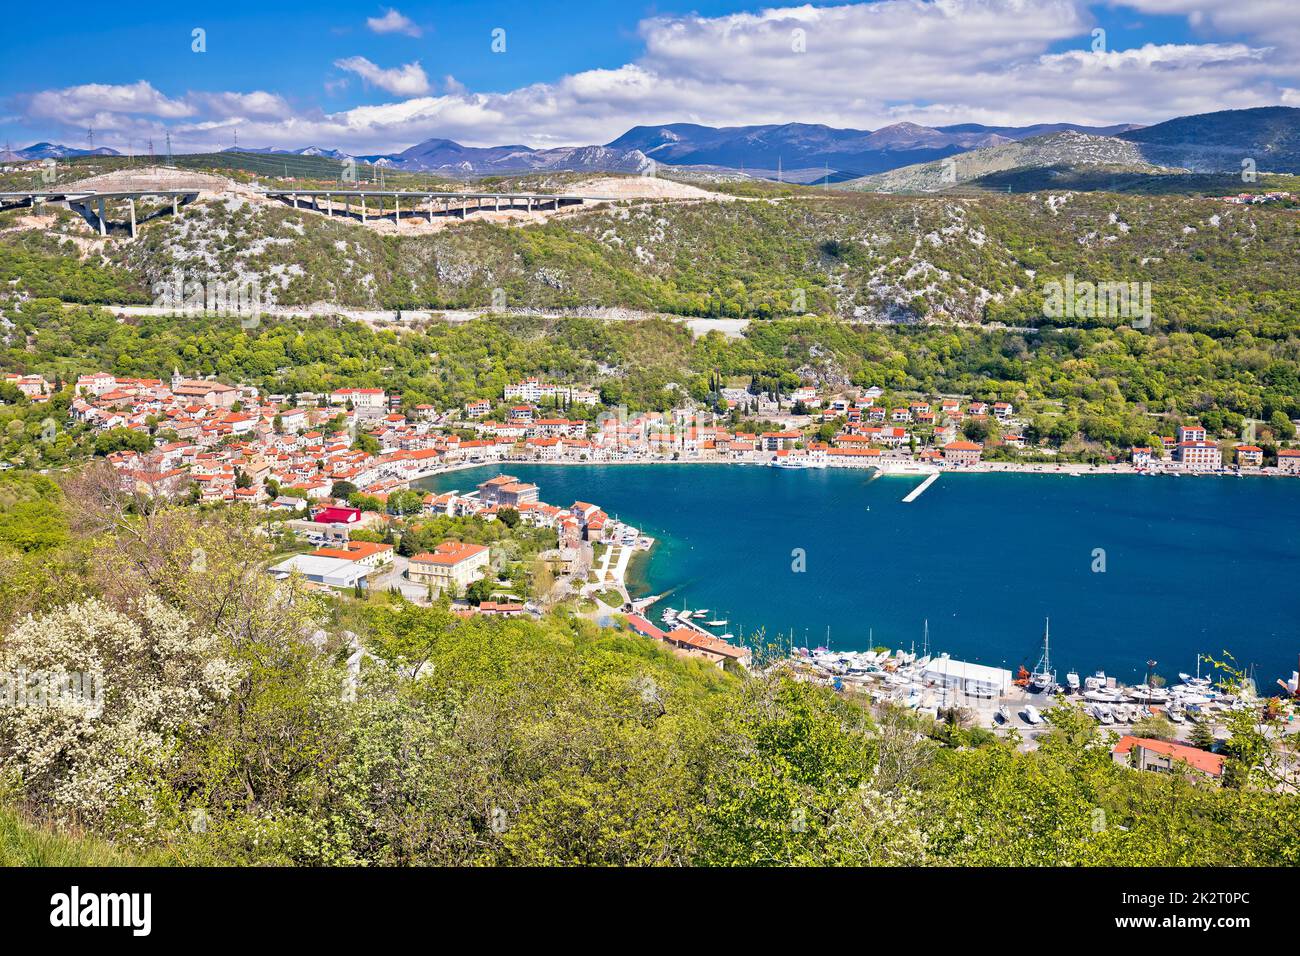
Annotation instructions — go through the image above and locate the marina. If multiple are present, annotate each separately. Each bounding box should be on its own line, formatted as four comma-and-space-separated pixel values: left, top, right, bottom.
785, 639, 1274, 738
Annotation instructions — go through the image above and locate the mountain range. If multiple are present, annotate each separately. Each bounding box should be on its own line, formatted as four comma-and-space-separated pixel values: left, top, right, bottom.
324, 118, 1147, 179
843, 106, 1300, 191
10, 106, 1299, 185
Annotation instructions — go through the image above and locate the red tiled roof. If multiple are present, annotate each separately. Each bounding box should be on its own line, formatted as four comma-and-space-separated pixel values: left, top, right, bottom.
1113, 736, 1225, 777
410, 541, 488, 566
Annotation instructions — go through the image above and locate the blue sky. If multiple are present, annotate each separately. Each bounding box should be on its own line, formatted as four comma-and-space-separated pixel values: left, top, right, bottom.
2, 1, 1296, 153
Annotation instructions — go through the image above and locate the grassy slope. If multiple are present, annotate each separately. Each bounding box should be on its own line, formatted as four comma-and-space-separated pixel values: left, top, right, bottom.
0, 805, 152, 866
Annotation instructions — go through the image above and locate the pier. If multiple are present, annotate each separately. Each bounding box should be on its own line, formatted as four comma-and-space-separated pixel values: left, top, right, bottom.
902, 472, 940, 502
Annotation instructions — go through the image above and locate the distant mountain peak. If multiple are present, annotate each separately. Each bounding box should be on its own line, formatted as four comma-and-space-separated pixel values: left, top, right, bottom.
15, 142, 121, 160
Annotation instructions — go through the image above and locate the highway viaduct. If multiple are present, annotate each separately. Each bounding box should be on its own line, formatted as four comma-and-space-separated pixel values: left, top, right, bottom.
0, 186, 615, 236
0, 189, 199, 238
261, 188, 615, 223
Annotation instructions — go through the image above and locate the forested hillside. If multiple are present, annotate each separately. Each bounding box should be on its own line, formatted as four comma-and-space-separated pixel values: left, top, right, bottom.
6, 184, 1298, 335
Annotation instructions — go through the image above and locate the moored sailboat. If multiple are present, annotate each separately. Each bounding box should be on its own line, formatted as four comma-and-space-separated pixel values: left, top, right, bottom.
1028, 618, 1057, 693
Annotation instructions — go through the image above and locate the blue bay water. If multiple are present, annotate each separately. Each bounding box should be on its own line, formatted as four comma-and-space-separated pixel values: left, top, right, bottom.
418, 465, 1300, 688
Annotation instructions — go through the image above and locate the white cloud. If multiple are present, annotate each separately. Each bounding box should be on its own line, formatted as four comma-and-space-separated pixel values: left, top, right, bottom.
366, 8, 422, 38
14, 1, 1300, 154
190, 91, 292, 119
27, 81, 193, 124
333, 56, 431, 96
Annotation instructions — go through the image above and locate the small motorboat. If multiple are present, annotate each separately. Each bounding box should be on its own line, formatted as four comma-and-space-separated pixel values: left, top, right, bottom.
1065, 671, 1081, 693
1023, 705, 1043, 725
996, 705, 1012, 724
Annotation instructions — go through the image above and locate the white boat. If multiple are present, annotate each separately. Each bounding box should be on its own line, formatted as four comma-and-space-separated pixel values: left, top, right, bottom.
1084, 688, 1125, 703
1065, 671, 1081, 693
1098, 706, 1115, 725
1084, 670, 1109, 692
1168, 708, 1185, 724
705, 619, 727, 627
1129, 684, 1170, 703
996, 705, 1012, 724
1023, 705, 1043, 725
1028, 618, 1056, 693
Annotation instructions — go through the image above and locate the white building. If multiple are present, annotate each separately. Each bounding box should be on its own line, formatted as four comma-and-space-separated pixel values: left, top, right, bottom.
330, 388, 387, 409
923, 655, 1012, 699
268, 554, 373, 590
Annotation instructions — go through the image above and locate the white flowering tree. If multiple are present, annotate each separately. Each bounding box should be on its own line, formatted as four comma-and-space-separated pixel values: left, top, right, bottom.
0, 596, 238, 831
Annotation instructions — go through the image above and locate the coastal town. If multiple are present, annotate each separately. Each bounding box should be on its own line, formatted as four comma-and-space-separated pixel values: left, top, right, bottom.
8, 370, 1296, 510
7, 365, 1297, 613
4, 365, 1296, 726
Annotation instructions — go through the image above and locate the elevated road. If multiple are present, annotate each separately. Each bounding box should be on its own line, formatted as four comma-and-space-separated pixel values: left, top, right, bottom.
0, 188, 199, 237
261, 188, 618, 222
2, 183, 618, 234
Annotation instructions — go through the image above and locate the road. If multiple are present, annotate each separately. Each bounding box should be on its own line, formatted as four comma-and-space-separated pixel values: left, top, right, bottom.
90, 303, 753, 339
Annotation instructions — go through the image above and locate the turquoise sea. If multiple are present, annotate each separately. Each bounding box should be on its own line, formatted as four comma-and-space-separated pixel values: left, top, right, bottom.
418, 465, 1300, 688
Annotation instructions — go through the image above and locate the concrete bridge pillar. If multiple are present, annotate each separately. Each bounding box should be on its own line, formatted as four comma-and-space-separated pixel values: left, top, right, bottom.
292, 193, 298, 209
326, 194, 332, 216
427, 196, 433, 224
129, 198, 137, 239
172, 196, 179, 216
360, 196, 366, 223
97, 199, 107, 236
495, 195, 500, 212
